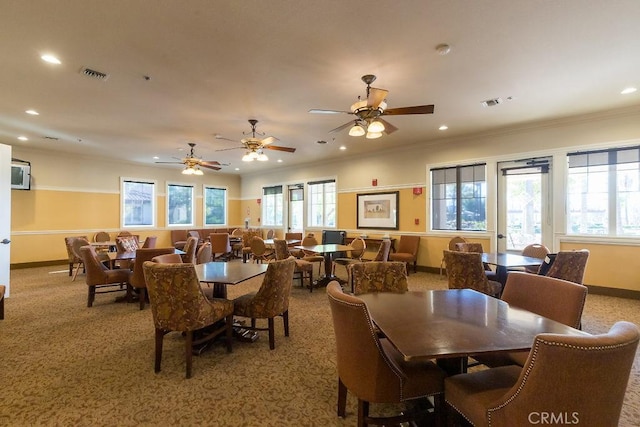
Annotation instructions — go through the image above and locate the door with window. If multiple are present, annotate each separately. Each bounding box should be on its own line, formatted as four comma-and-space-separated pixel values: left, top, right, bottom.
0, 144, 11, 296
497, 158, 552, 252
288, 184, 304, 234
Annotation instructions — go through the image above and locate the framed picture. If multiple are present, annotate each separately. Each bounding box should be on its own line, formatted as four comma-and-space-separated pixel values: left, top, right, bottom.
357, 191, 399, 230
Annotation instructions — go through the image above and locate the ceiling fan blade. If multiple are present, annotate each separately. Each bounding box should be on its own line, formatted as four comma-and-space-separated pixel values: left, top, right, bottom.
383, 105, 435, 115
329, 121, 355, 134
155, 161, 183, 165
215, 146, 244, 152
265, 145, 296, 153
261, 136, 279, 146
200, 160, 221, 166
309, 109, 353, 114
214, 135, 241, 143
367, 87, 389, 109
378, 118, 399, 134
200, 164, 221, 171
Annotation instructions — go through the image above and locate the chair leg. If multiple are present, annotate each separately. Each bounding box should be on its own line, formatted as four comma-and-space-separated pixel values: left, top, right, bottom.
268, 317, 275, 350
185, 330, 193, 379
357, 399, 369, 427
413, 260, 417, 273
0, 295, 4, 320
337, 377, 347, 417
87, 285, 96, 307
139, 288, 146, 310
154, 328, 164, 373
69, 262, 73, 277
72, 262, 82, 281
282, 310, 289, 337
225, 313, 233, 353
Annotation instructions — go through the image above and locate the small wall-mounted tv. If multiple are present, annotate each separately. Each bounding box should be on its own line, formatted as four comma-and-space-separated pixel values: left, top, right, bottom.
11, 160, 31, 190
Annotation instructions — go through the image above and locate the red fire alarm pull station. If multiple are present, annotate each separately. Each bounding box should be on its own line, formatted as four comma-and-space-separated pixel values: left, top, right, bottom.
372, 179, 378, 186
415, 218, 420, 225
257, 198, 262, 204
413, 187, 423, 195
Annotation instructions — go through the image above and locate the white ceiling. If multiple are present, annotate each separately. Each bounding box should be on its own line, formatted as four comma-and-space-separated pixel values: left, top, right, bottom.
1, 0, 639, 175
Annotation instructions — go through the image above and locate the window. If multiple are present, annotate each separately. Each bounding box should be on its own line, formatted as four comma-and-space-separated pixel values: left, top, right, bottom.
431, 164, 486, 231
262, 185, 283, 226
308, 180, 336, 228
121, 179, 155, 227
567, 146, 640, 236
167, 183, 194, 226
204, 186, 227, 226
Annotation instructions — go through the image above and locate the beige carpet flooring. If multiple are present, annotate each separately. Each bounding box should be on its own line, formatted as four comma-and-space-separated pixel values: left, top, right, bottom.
1, 262, 639, 426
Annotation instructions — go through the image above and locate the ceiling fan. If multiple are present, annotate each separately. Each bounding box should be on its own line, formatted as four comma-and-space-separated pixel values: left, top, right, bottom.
309, 74, 435, 139
215, 119, 296, 162
155, 142, 224, 175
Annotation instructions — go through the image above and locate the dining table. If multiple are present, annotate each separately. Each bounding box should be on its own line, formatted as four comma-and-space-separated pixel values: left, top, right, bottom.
195, 261, 268, 298
481, 252, 543, 285
358, 288, 587, 375
293, 243, 353, 289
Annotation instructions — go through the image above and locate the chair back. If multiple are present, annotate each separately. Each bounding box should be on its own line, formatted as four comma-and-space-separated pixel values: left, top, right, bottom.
72, 237, 91, 260
265, 229, 275, 239
448, 236, 467, 250
64, 236, 86, 263
79, 245, 109, 285
273, 239, 291, 260
396, 235, 420, 257
242, 229, 262, 248
545, 249, 589, 284
443, 250, 501, 297
348, 237, 366, 260
117, 231, 132, 237
231, 228, 243, 237
326, 281, 406, 403
456, 242, 483, 253
94, 231, 110, 242
372, 239, 391, 261
251, 257, 296, 317
152, 253, 183, 264
196, 242, 212, 264
486, 321, 639, 426
501, 272, 587, 329
249, 236, 269, 257
285, 232, 302, 241
181, 236, 198, 264
142, 236, 157, 249
209, 233, 231, 255
301, 235, 318, 246
521, 243, 550, 273
116, 236, 139, 252
142, 261, 224, 332
129, 248, 175, 288
349, 261, 408, 295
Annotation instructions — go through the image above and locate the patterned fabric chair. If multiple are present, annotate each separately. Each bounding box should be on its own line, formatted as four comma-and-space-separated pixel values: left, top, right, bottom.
348, 261, 408, 295
440, 236, 467, 276
249, 236, 274, 264
473, 271, 588, 368
94, 231, 110, 242
455, 242, 497, 280
142, 261, 234, 379
64, 236, 87, 278
180, 236, 198, 264
445, 321, 639, 427
232, 257, 296, 350
127, 247, 175, 310
388, 235, 420, 274
326, 282, 446, 426
443, 250, 502, 297
545, 249, 589, 284
332, 237, 366, 277
241, 229, 262, 262
299, 235, 324, 275
79, 246, 130, 307
195, 242, 212, 264
273, 239, 313, 289
520, 243, 549, 274
115, 235, 140, 270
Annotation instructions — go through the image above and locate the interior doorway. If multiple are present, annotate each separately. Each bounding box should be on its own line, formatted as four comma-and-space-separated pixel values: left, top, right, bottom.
288, 184, 304, 234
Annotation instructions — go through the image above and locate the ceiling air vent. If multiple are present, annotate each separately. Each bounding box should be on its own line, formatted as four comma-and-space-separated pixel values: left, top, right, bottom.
80, 67, 109, 81
481, 97, 503, 107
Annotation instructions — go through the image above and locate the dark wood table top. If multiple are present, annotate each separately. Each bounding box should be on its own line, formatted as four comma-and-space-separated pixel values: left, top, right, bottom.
195, 261, 268, 284
358, 289, 587, 362
293, 244, 352, 253
481, 252, 543, 268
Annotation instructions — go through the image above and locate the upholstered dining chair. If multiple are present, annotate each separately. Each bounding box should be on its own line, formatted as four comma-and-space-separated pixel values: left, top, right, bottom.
331, 237, 366, 277
71, 237, 91, 281
443, 250, 502, 297
298, 234, 324, 274
445, 321, 640, 427
285, 232, 304, 257
209, 233, 232, 261
142, 261, 234, 379
0, 284, 5, 320
439, 235, 467, 276
79, 246, 130, 307
64, 236, 87, 277
180, 236, 198, 264
195, 242, 212, 264
326, 281, 446, 427
265, 228, 275, 239
455, 242, 497, 280
520, 243, 549, 273
370, 239, 392, 262
141, 236, 157, 249
232, 257, 296, 350
388, 234, 420, 274
273, 239, 313, 288
241, 229, 262, 262
94, 231, 110, 242
151, 253, 183, 264
545, 249, 590, 284
127, 247, 175, 310
348, 261, 408, 295
473, 271, 588, 368
249, 236, 274, 264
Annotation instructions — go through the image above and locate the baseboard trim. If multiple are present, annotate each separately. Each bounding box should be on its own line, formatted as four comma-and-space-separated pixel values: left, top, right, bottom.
586, 284, 640, 300
11, 260, 68, 270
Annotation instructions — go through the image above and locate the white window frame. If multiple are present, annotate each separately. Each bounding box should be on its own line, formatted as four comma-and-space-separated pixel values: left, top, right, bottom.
307, 179, 336, 228
203, 185, 227, 226
262, 185, 284, 227
166, 182, 195, 227
120, 177, 156, 228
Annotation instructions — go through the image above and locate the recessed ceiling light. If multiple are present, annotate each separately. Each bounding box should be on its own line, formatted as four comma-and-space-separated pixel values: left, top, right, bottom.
41, 54, 61, 65
439, 125, 448, 131
277, 159, 283, 163
152, 156, 159, 160
235, 168, 240, 171
621, 87, 637, 95
25, 109, 39, 115
339, 146, 346, 150
17, 136, 28, 141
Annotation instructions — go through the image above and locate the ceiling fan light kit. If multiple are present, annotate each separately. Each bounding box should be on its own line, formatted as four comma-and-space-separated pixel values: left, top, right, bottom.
156, 142, 222, 174
218, 119, 295, 162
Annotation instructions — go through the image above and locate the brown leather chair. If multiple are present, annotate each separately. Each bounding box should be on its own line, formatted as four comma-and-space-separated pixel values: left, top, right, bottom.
443, 250, 502, 297
141, 236, 157, 249
180, 236, 198, 264
388, 235, 420, 274
474, 271, 588, 368
64, 236, 87, 279
273, 239, 313, 288
209, 233, 232, 261
545, 249, 589, 284
171, 229, 188, 250
520, 243, 549, 274
79, 246, 130, 307
127, 247, 175, 310
142, 261, 234, 379
152, 253, 183, 264
195, 242, 212, 264
348, 261, 408, 295
232, 257, 296, 350
71, 237, 92, 281
326, 281, 446, 426
445, 321, 639, 427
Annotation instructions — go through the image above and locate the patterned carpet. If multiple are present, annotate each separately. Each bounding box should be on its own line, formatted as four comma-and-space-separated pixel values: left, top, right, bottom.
1, 262, 638, 426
